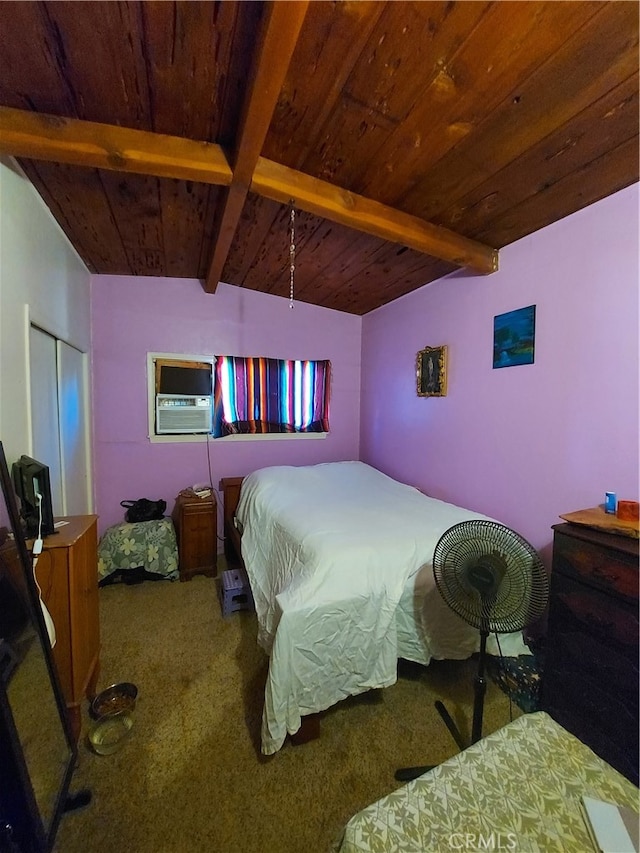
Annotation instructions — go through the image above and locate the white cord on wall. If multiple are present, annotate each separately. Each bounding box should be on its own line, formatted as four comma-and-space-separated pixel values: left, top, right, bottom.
32, 492, 56, 648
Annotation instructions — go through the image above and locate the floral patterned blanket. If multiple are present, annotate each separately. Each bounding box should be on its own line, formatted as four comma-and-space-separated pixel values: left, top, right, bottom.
336, 712, 639, 853
97, 518, 178, 582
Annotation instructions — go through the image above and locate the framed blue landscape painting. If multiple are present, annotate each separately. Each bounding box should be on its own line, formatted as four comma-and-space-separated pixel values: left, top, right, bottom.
493, 305, 536, 368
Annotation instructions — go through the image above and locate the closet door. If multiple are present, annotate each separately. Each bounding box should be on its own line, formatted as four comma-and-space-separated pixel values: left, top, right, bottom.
57, 340, 90, 515
29, 326, 63, 514
29, 328, 91, 517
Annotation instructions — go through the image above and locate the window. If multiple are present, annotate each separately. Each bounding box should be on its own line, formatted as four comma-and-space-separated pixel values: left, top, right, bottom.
213, 356, 330, 437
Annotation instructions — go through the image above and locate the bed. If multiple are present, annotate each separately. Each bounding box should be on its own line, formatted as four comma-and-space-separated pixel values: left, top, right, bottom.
335, 711, 640, 853
221, 461, 529, 755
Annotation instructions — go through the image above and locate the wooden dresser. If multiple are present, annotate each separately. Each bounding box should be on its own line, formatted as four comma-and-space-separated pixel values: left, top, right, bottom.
541, 522, 639, 785
35, 515, 100, 742
171, 491, 217, 581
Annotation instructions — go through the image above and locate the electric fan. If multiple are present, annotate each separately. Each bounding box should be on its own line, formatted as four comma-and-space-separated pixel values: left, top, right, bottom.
395, 519, 549, 782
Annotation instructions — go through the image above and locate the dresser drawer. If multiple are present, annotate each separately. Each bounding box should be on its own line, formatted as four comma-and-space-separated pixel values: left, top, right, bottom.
543, 627, 638, 712
553, 529, 639, 602
548, 572, 639, 652
542, 628, 639, 784
544, 662, 637, 734
543, 694, 638, 783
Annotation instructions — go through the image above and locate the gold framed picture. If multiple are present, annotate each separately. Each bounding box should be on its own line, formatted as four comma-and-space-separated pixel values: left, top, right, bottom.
417, 345, 447, 397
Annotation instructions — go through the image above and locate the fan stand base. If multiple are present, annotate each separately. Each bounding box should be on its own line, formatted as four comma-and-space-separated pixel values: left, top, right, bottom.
393, 700, 470, 782
394, 633, 489, 783
394, 762, 435, 783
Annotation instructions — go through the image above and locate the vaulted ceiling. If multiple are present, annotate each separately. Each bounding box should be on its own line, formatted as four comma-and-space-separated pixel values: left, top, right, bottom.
0, 1, 637, 315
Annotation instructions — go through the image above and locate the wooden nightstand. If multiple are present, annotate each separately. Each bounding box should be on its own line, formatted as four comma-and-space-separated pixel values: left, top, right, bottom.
171, 491, 217, 581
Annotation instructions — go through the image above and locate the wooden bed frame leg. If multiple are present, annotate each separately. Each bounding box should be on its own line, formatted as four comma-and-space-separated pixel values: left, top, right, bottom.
290, 713, 321, 746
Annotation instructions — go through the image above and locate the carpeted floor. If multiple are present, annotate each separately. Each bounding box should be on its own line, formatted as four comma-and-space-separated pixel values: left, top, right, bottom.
53, 561, 522, 853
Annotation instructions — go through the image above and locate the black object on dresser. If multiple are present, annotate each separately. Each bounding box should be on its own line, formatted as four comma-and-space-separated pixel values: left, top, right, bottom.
541, 523, 639, 785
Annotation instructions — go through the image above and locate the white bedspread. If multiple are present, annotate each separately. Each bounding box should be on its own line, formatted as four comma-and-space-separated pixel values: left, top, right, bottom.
236, 461, 520, 755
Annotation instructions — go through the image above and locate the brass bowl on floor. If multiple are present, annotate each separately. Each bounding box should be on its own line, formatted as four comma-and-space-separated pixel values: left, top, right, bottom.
88, 711, 134, 756
90, 682, 138, 719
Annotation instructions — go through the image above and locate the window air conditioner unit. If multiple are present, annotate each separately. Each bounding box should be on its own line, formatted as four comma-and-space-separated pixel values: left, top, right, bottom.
156, 394, 212, 434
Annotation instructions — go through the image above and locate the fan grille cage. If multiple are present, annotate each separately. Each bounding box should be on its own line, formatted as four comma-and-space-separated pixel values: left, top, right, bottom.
433, 519, 548, 633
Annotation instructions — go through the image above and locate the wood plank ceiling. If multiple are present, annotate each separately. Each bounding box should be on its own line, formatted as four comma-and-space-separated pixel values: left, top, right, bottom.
0, 1, 637, 315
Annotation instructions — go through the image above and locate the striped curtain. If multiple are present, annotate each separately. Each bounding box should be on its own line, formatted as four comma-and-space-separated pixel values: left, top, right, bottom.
213, 356, 331, 436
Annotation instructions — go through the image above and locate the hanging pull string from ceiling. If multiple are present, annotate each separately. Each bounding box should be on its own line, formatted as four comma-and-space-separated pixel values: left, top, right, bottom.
289, 200, 296, 309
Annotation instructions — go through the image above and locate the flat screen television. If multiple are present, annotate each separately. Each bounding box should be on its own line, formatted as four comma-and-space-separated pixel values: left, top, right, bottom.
11, 455, 56, 538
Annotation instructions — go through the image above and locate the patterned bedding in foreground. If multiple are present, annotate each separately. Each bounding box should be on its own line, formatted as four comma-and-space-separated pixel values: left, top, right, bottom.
335, 711, 639, 853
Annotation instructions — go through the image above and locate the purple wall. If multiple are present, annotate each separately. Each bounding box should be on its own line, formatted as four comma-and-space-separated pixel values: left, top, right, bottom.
360, 185, 639, 563
91, 279, 361, 534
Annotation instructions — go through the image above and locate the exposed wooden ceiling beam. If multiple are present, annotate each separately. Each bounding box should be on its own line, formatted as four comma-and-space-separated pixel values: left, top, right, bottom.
253, 157, 499, 275
0, 99, 499, 277
0, 105, 232, 186
203, 1, 310, 294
